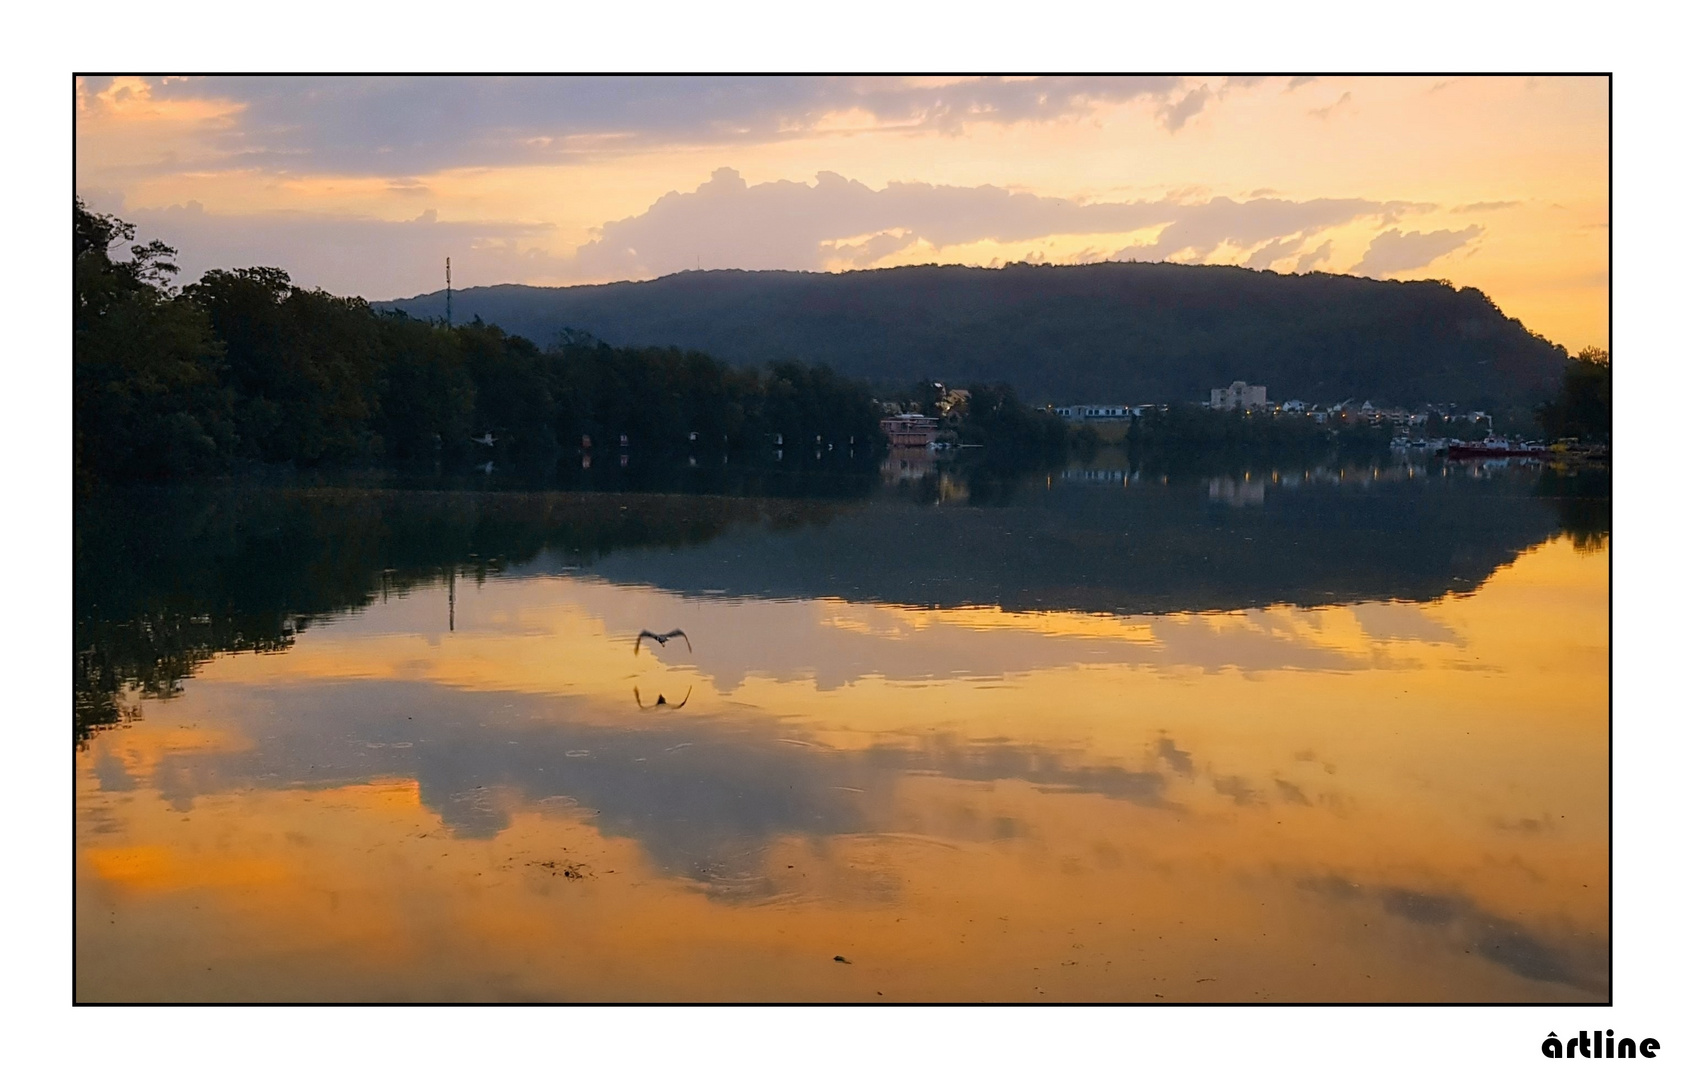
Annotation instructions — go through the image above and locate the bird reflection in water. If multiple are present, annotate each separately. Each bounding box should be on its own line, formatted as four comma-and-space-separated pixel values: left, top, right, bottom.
634, 628, 693, 709
634, 686, 691, 710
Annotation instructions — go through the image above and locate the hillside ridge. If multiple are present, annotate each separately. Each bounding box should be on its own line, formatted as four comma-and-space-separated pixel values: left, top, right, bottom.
381, 261, 1568, 411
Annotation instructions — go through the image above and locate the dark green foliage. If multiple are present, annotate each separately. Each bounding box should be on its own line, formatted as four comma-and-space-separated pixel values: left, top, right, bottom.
183, 267, 385, 466
382, 262, 1571, 411
1126, 403, 1393, 477
547, 345, 881, 460
535, 345, 886, 475
373, 313, 476, 460
73, 203, 885, 485
74, 199, 233, 486
956, 383, 1070, 462
1536, 347, 1612, 443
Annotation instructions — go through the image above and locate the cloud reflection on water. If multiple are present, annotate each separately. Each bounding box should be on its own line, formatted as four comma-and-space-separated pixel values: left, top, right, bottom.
1299, 874, 1608, 995
74, 473, 1608, 1002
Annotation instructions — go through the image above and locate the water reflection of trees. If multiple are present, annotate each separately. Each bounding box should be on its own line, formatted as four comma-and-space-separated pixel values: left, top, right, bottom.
73, 486, 848, 746
1532, 466, 1612, 553
466, 451, 883, 499
595, 461, 1575, 618
1120, 427, 1395, 484
75, 461, 1608, 746
881, 441, 1406, 509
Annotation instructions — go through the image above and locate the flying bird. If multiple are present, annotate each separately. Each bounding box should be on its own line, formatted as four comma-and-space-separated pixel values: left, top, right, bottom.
635, 686, 692, 710
470, 431, 497, 447
635, 629, 691, 654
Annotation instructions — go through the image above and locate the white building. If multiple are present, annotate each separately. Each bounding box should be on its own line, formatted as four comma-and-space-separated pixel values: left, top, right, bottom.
1211, 381, 1267, 411
1281, 399, 1308, 414
1055, 404, 1131, 421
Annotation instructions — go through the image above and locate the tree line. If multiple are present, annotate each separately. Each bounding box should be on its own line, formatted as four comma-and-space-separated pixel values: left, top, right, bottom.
1126, 402, 1392, 456
900, 379, 1076, 463
1535, 347, 1612, 444
74, 200, 887, 489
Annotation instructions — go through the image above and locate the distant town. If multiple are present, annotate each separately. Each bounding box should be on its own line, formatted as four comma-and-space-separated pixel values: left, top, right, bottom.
1050, 381, 1492, 429
881, 379, 1508, 446
869, 374, 1614, 469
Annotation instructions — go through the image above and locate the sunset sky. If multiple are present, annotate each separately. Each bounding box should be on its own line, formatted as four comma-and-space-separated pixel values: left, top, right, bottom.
75, 75, 1609, 351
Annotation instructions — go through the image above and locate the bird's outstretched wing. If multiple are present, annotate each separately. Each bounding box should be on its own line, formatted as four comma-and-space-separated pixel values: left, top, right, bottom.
665, 629, 692, 652
672, 687, 692, 709
635, 629, 658, 655
634, 686, 649, 709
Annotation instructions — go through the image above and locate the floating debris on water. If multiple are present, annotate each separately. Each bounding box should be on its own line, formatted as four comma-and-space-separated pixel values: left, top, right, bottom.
530, 860, 591, 880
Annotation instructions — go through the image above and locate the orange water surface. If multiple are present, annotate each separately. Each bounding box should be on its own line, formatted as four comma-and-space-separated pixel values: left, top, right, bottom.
75, 514, 1608, 1002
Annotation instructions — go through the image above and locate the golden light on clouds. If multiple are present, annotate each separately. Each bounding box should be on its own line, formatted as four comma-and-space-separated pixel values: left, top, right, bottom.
74, 75, 1607, 349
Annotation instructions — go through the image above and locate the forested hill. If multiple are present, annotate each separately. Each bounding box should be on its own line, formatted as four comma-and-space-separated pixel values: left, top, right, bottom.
383, 262, 1569, 411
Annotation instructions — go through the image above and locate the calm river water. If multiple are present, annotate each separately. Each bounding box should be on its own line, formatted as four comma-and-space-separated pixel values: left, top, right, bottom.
74, 456, 1610, 1001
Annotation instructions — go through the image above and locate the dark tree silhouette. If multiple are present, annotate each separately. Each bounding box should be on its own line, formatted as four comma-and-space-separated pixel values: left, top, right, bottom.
1536, 347, 1612, 443
73, 202, 887, 487
74, 199, 232, 487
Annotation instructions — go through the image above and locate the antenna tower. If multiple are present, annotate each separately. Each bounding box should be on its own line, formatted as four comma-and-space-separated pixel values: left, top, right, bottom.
445, 256, 453, 327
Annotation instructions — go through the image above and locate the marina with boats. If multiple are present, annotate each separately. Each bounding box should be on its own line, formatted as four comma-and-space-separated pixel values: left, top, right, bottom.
1389, 434, 1611, 462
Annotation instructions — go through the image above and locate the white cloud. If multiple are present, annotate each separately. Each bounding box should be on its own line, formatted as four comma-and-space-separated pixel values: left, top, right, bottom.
1353, 226, 1484, 276
574, 167, 1431, 282
87, 168, 1448, 298
1114, 195, 1430, 263
1295, 239, 1335, 273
